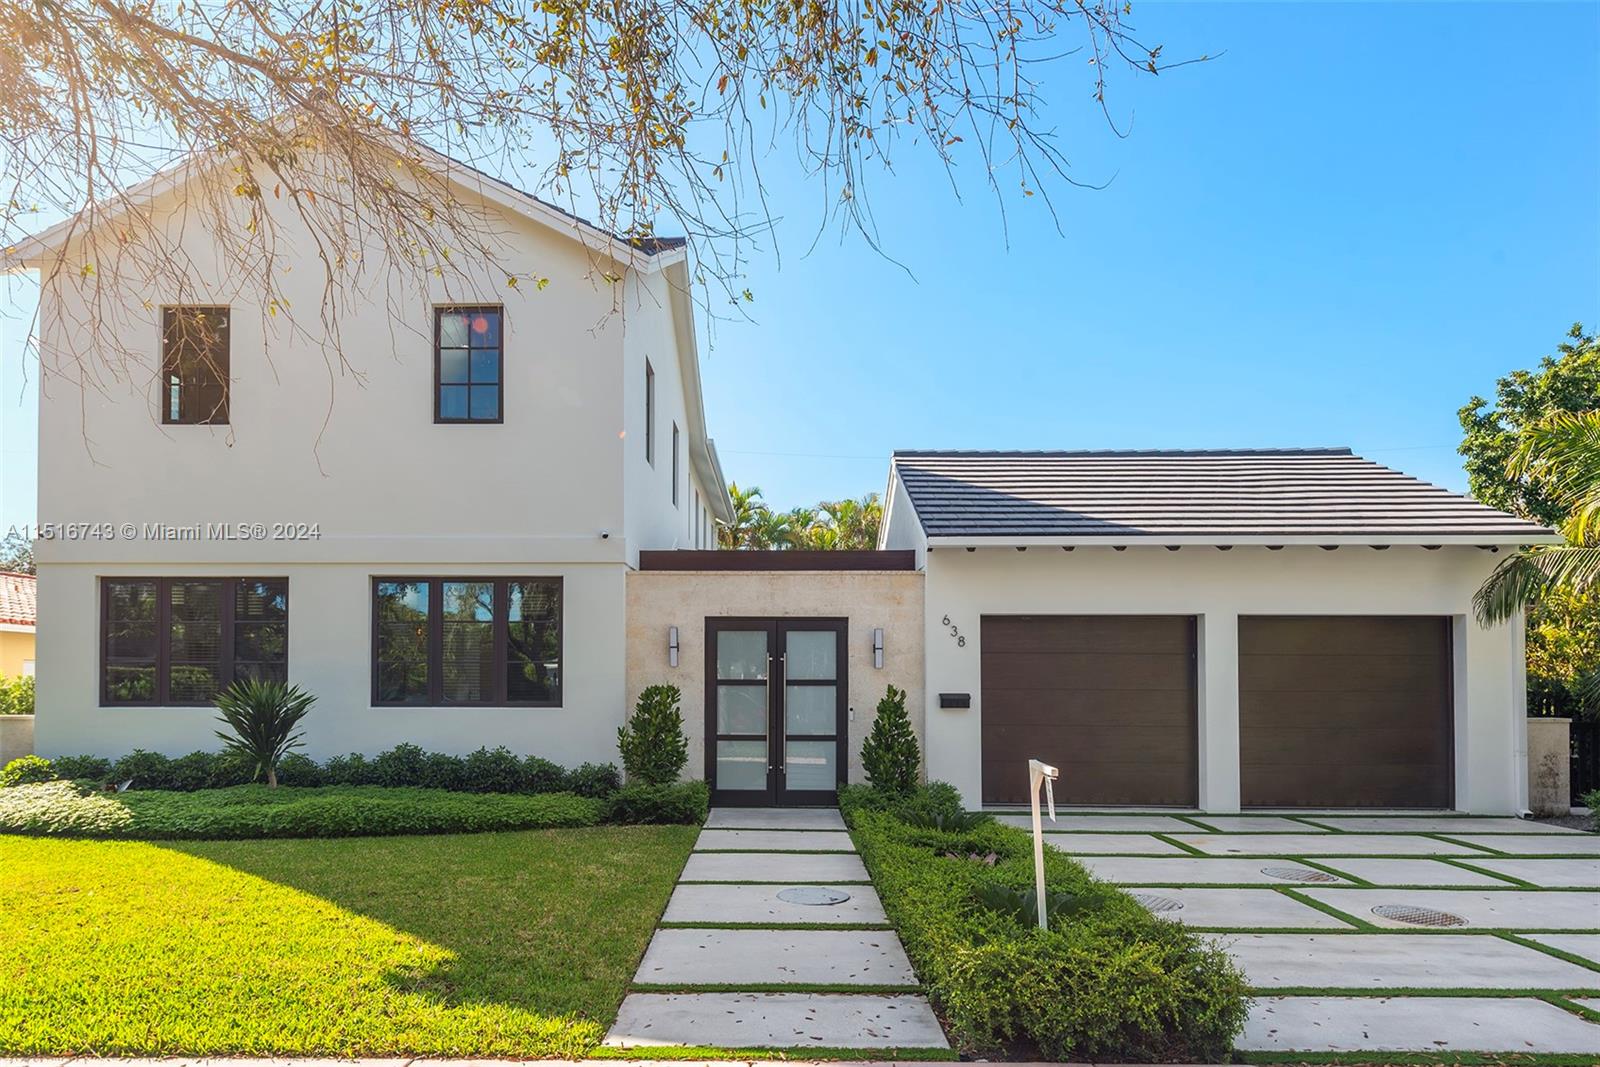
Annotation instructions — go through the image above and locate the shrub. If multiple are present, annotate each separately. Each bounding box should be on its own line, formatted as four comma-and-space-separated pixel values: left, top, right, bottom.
213, 678, 317, 787
50, 754, 113, 782
112, 749, 178, 790
603, 780, 709, 825
371, 742, 429, 787
0, 781, 604, 840
860, 684, 920, 795
1585, 789, 1600, 831
462, 746, 525, 793
0, 755, 55, 788
617, 684, 688, 786
567, 761, 621, 798
521, 755, 568, 793
0, 674, 35, 715
274, 752, 325, 787
839, 784, 1249, 1061
323, 752, 377, 786
168, 750, 254, 791
421, 751, 468, 791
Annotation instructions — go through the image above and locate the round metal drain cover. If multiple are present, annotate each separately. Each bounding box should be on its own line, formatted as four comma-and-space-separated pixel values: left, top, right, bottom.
776, 886, 852, 906
1132, 893, 1184, 914
1371, 904, 1468, 928
1261, 865, 1339, 884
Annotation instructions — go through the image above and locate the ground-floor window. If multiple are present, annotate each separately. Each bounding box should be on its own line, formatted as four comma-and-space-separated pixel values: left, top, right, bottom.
372, 577, 562, 707
100, 577, 288, 705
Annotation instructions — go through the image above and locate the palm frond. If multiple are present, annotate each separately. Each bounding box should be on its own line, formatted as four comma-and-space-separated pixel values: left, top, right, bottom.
1475, 545, 1600, 625
1511, 411, 1600, 542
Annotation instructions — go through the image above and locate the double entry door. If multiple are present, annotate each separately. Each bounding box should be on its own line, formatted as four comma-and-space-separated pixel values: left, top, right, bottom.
706, 618, 847, 806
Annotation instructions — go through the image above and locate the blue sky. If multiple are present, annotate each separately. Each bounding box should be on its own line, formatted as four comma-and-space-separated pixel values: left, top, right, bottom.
2, 2, 1597, 529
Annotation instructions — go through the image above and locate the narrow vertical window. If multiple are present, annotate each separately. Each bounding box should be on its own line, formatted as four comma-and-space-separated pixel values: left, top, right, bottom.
441, 581, 495, 703
693, 489, 701, 546
435, 307, 503, 423
374, 581, 431, 703
233, 580, 289, 684
167, 580, 224, 702
103, 580, 158, 703
645, 360, 656, 465
162, 306, 230, 424
672, 423, 680, 507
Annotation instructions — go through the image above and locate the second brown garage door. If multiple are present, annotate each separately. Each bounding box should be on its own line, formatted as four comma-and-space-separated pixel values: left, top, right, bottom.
980, 615, 1198, 806
1239, 616, 1453, 809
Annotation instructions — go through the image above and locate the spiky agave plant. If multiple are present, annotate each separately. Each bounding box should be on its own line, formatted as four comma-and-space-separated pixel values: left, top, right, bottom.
213, 678, 317, 787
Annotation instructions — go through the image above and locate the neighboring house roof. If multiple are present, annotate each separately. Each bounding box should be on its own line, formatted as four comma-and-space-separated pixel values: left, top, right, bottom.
0, 573, 36, 628
889, 448, 1560, 545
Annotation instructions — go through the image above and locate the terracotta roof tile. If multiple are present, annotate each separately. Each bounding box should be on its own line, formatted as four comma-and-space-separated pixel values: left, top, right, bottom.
0, 572, 36, 627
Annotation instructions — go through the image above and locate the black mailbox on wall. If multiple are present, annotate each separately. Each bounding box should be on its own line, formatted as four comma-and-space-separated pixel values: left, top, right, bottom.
938, 692, 971, 709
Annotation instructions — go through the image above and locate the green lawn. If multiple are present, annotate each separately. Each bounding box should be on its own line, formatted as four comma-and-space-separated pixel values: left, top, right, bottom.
0, 825, 697, 1056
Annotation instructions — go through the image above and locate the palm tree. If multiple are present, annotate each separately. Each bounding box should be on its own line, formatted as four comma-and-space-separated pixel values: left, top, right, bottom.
720, 483, 772, 549
1476, 410, 1600, 626
818, 494, 883, 550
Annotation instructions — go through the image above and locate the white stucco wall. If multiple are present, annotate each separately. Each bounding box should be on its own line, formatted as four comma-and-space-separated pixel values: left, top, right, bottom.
35, 560, 629, 763
921, 545, 1527, 814
29, 160, 719, 762
626, 569, 926, 785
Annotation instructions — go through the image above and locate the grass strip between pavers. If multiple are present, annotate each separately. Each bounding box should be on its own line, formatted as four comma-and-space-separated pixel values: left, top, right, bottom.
1432, 855, 1541, 886
1501, 931, 1600, 973
1550, 991, 1600, 1022
1245, 985, 1600, 997
1270, 885, 1374, 929
1236, 1051, 1600, 1066
589, 1042, 960, 1061
675, 879, 873, 885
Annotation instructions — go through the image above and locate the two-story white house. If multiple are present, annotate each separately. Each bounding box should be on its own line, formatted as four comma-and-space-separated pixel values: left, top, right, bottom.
18, 151, 733, 768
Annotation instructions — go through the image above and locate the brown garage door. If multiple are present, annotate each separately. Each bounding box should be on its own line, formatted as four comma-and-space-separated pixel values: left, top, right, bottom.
980, 615, 1198, 806
1240, 616, 1453, 809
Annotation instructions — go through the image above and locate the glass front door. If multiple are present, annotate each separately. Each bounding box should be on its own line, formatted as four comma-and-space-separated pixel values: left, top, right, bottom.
707, 619, 846, 806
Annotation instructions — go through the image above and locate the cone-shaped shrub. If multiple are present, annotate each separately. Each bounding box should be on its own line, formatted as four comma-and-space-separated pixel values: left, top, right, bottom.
617, 684, 688, 786
861, 684, 920, 795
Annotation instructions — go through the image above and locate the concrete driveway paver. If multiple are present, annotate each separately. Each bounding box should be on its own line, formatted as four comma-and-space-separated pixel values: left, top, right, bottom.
993, 813, 1195, 833
1044, 833, 1188, 855
694, 829, 856, 852
1299, 888, 1600, 930
662, 883, 889, 925
1134, 887, 1354, 928
1187, 815, 1330, 833
605, 992, 948, 1048
1527, 933, 1600, 964
1307, 816, 1586, 835
1224, 932, 1600, 989
704, 808, 847, 831
1310, 857, 1513, 886
1466, 858, 1600, 888
633, 929, 918, 987
679, 852, 870, 883
1446, 834, 1600, 856
1240, 996, 1600, 1053
1175, 833, 1486, 856
1075, 856, 1349, 886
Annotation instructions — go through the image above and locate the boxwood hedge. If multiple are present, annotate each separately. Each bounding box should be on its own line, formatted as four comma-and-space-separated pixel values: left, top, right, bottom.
839, 784, 1249, 1062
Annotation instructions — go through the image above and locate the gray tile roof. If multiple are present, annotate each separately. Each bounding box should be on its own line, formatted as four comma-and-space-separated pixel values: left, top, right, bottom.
892, 448, 1556, 542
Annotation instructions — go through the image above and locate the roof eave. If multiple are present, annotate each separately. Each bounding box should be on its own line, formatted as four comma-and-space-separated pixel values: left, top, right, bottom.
925, 532, 1565, 548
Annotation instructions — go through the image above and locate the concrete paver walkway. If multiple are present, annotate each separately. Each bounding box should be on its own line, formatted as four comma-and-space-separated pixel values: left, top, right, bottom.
605, 809, 948, 1052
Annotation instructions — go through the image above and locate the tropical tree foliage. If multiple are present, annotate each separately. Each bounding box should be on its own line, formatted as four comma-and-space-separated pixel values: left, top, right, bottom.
718, 485, 882, 550
0, 533, 33, 575
1462, 325, 1600, 716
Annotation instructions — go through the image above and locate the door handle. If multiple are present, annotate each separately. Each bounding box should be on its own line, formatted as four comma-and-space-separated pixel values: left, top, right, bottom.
765, 653, 775, 771
776, 652, 786, 772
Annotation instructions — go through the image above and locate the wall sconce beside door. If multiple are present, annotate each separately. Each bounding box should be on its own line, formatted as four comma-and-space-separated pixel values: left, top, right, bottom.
872, 627, 884, 669
668, 625, 679, 668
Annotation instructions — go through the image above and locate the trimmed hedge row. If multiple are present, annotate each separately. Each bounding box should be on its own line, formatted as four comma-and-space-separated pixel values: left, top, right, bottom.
839, 784, 1248, 1062
0, 779, 710, 839
35, 744, 622, 797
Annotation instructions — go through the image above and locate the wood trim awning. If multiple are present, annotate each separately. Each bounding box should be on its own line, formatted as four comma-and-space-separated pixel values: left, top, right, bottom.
638, 550, 917, 572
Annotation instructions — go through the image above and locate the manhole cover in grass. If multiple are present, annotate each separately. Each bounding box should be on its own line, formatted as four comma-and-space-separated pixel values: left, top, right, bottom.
1261, 865, 1339, 883
777, 886, 852, 906
1132, 893, 1184, 914
1371, 904, 1467, 927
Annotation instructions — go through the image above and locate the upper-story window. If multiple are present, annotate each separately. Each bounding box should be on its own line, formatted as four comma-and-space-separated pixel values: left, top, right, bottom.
645, 360, 656, 465
101, 577, 287, 705
162, 306, 230, 424
672, 423, 680, 507
435, 307, 503, 423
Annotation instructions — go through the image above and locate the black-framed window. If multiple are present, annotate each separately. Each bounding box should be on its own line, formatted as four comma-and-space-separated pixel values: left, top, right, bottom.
672, 423, 680, 507
435, 306, 503, 423
162, 306, 230, 424
101, 577, 287, 705
645, 360, 656, 465
372, 577, 561, 706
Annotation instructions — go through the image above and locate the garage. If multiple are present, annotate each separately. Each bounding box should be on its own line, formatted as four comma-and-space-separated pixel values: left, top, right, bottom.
980, 615, 1198, 806
1239, 616, 1453, 809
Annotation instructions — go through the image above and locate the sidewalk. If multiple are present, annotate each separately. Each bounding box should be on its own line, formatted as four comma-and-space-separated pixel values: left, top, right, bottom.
603, 808, 949, 1052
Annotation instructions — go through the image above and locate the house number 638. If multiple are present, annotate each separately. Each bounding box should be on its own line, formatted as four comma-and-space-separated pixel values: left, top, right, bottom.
941, 615, 966, 647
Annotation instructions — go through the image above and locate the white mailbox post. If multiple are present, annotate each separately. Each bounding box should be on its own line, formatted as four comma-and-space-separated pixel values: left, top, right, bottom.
1028, 758, 1059, 930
